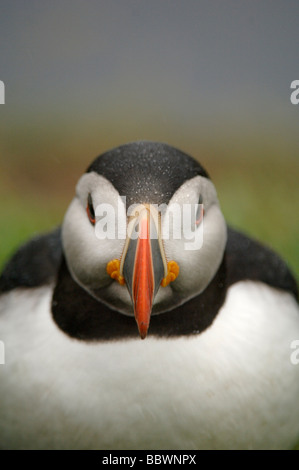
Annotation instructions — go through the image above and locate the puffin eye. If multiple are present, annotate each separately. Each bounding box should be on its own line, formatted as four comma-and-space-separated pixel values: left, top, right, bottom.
195, 195, 204, 227
86, 193, 96, 225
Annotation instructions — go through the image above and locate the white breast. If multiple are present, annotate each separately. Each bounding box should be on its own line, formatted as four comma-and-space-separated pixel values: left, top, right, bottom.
0, 281, 299, 450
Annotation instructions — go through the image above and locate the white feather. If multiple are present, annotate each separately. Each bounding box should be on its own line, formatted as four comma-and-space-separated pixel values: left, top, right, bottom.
1, 281, 299, 450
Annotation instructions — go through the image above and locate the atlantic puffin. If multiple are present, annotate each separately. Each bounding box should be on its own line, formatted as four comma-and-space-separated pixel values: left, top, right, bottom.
0, 141, 298, 450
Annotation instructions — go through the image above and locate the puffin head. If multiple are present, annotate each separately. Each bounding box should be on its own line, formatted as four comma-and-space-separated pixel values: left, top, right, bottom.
62, 142, 227, 339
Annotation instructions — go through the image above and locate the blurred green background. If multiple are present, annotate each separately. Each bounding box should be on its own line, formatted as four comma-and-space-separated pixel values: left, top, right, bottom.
0, 0, 298, 284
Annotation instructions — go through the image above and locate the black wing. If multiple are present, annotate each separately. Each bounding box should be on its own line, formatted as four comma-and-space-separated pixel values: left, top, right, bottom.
225, 227, 298, 301
0, 227, 62, 294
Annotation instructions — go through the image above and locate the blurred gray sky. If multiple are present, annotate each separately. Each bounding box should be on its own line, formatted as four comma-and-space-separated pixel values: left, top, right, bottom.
0, 0, 298, 157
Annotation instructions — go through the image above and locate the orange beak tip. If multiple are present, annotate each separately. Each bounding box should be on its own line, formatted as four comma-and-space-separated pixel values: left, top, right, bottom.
138, 321, 149, 340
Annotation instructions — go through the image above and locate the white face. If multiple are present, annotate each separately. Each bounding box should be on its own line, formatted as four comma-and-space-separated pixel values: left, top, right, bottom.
62, 172, 227, 316
157, 175, 227, 311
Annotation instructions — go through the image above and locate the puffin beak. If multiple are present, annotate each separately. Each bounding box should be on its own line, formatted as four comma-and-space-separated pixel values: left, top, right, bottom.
122, 206, 165, 339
